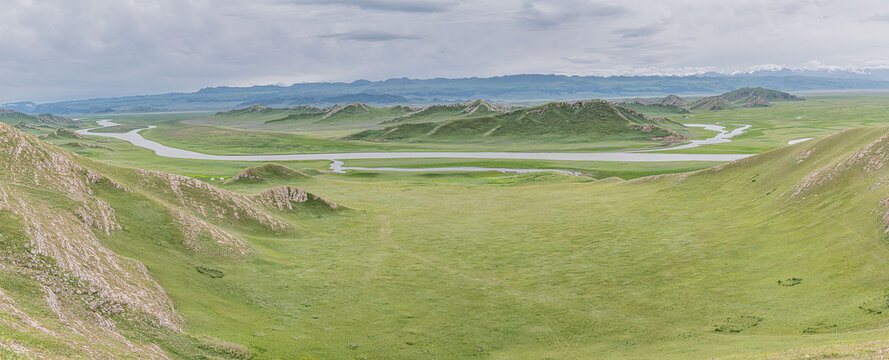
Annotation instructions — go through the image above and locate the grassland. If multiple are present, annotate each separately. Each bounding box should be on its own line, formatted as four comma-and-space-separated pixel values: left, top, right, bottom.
94, 125, 889, 359
11, 93, 889, 359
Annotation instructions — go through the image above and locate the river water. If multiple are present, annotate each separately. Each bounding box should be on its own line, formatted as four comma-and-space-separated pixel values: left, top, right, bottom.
77, 120, 756, 175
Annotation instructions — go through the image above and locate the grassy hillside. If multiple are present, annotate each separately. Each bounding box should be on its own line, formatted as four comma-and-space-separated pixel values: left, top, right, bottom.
616, 102, 690, 116
687, 96, 737, 111
0, 109, 76, 127
264, 102, 413, 128
0, 123, 340, 358
380, 99, 505, 124
720, 87, 804, 103
350, 99, 689, 143
688, 87, 803, 111
188, 101, 505, 135
187, 103, 414, 134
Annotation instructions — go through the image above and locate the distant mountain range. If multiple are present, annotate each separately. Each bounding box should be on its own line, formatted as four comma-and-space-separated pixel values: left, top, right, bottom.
4, 68, 889, 114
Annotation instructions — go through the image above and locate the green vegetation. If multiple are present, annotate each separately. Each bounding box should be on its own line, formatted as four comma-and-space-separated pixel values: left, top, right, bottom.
380, 99, 505, 124
686, 87, 801, 111
350, 99, 689, 144
616, 102, 690, 116
226, 163, 310, 184
720, 87, 804, 103
11, 93, 889, 359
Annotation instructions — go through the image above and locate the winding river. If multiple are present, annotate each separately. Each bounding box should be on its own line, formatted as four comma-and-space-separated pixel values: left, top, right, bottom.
77, 120, 756, 175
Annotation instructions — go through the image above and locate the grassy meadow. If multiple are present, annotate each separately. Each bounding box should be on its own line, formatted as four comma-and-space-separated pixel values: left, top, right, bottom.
18, 92, 889, 358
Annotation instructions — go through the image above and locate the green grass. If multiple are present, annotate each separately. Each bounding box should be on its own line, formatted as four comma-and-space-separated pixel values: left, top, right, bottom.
335, 158, 723, 179
13, 94, 889, 358
617, 102, 689, 116
350, 100, 689, 144
653, 93, 889, 154
57, 123, 889, 358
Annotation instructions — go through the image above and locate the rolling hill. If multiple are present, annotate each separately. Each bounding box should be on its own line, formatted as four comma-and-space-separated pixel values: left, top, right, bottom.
615, 101, 690, 116
0, 122, 338, 358
0, 109, 76, 127
687, 87, 804, 111
380, 99, 505, 124
350, 99, 688, 143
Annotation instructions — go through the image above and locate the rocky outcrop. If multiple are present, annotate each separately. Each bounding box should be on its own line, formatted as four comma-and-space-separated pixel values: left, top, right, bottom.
0, 123, 180, 331
254, 186, 339, 210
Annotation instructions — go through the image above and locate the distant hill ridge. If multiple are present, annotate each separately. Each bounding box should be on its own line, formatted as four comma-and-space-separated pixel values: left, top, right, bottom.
381, 99, 505, 124
3, 72, 880, 114
350, 98, 687, 143
0, 108, 76, 126
620, 87, 803, 114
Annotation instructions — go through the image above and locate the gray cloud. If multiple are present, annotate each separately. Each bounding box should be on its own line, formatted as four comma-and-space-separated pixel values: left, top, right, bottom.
516, 1, 628, 29
319, 30, 421, 41
866, 13, 889, 22
297, 0, 454, 13
612, 24, 666, 39
1, 0, 889, 102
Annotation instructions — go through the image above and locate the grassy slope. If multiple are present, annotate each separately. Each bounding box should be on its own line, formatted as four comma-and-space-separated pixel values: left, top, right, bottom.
351, 100, 688, 144
380, 100, 503, 125
0, 112, 41, 125
617, 102, 690, 116
184, 104, 413, 136
271, 126, 889, 359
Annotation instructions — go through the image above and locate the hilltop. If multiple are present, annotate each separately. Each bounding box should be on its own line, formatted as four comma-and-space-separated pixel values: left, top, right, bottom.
688, 87, 803, 110
350, 99, 687, 143
381, 99, 505, 124
616, 95, 690, 116
720, 86, 804, 103
226, 163, 310, 184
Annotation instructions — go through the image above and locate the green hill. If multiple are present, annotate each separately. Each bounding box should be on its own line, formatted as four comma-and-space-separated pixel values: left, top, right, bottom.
0, 123, 338, 358
381, 99, 505, 124
226, 163, 309, 184
687, 96, 736, 111
688, 87, 804, 111
616, 102, 690, 116
351, 99, 688, 143
0, 109, 76, 126
720, 87, 804, 103
656, 94, 688, 106
266, 102, 412, 126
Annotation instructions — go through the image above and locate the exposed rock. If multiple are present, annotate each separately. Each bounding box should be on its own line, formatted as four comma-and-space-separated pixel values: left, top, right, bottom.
793, 132, 889, 197
254, 186, 339, 210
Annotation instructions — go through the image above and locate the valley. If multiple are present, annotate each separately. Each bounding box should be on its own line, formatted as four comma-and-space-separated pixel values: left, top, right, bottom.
6, 91, 889, 359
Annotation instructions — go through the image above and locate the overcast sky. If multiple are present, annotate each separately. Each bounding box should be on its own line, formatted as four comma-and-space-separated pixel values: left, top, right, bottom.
2, 0, 889, 102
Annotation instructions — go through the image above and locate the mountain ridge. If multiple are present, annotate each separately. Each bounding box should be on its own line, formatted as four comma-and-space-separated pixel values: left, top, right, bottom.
4, 73, 888, 114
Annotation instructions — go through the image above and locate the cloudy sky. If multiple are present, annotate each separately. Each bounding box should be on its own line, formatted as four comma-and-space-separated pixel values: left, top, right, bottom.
2, 0, 889, 102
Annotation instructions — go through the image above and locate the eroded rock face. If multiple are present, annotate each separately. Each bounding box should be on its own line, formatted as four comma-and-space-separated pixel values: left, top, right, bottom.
0, 124, 179, 330
0, 123, 177, 357
793, 132, 889, 197
254, 185, 339, 211
0, 124, 342, 356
